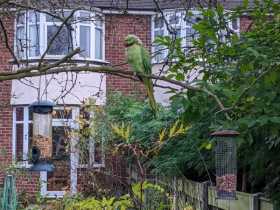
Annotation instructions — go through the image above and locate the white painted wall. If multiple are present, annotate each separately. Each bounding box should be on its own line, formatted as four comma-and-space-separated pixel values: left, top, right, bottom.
153, 63, 201, 106
153, 64, 180, 106
11, 72, 106, 105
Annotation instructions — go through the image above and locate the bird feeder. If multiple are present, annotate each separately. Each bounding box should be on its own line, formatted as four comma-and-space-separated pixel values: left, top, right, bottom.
211, 130, 239, 200
29, 100, 55, 172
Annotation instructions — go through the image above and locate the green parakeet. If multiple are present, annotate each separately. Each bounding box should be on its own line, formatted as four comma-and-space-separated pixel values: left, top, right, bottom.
124, 34, 158, 113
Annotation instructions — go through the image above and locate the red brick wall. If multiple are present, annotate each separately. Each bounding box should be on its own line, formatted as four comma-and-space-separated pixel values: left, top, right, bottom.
0, 15, 13, 167
105, 14, 151, 98
0, 15, 40, 198
240, 16, 253, 32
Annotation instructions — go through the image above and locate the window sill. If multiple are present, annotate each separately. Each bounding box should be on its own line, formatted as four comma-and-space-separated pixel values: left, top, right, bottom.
15, 161, 33, 169
9, 58, 110, 66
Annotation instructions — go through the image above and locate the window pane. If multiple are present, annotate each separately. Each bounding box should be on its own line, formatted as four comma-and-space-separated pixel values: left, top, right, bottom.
154, 29, 164, 38
169, 14, 179, 24
28, 11, 40, 23
46, 14, 59, 22
29, 25, 40, 57
16, 107, 24, 121
154, 16, 164, 28
47, 25, 72, 55
52, 126, 70, 159
28, 123, 33, 146
80, 25, 91, 57
46, 11, 73, 22
154, 45, 165, 63
16, 13, 25, 25
186, 15, 202, 28
95, 28, 103, 59
29, 108, 33, 121
52, 108, 72, 119
16, 26, 26, 57
94, 142, 103, 164
171, 27, 181, 38
154, 30, 165, 62
78, 139, 104, 166
16, 123, 23, 161
185, 28, 197, 53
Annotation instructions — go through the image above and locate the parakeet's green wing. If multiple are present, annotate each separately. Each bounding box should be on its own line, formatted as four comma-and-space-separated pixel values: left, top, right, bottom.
140, 46, 152, 74
127, 44, 144, 73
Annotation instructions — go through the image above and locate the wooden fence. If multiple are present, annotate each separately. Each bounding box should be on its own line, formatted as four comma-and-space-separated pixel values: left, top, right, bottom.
169, 177, 275, 210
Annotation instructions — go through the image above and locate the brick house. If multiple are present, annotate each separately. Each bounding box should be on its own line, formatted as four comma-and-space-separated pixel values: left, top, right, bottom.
0, 0, 251, 198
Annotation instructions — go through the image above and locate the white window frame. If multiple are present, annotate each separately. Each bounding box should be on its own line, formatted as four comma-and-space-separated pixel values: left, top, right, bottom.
151, 9, 240, 63
12, 106, 80, 197
12, 106, 32, 168
93, 14, 105, 61
151, 14, 167, 63
14, 10, 106, 62
40, 106, 79, 198
15, 11, 41, 59
78, 137, 105, 169
76, 11, 94, 59
78, 111, 105, 169
44, 11, 74, 58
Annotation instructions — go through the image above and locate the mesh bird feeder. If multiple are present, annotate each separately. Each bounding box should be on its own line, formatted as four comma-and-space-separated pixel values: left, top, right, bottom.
29, 100, 55, 172
211, 130, 239, 200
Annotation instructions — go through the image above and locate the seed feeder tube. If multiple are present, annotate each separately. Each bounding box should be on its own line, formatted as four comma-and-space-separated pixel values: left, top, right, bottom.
211, 130, 239, 200
29, 100, 55, 172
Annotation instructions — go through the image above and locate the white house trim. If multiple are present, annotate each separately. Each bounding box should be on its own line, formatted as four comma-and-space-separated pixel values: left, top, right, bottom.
102, 9, 156, 15
39, 106, 79, 197
23, 107, 29, 161
14, 10, 106, 63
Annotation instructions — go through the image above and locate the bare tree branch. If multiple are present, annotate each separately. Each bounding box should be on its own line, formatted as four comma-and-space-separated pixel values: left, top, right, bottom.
0, 17, 20, 66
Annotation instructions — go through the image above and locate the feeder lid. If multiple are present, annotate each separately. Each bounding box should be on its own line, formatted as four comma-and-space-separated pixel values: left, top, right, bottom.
30, 100, 54, 114
30, 161, 55, 172
211, 130, 240, 137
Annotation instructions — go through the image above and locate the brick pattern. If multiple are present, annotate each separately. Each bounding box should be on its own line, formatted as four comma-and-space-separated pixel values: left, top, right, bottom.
240, 16, 253, 32
0, 15, 13, 166
0, 15, 40, 197
105, 14, 151, 98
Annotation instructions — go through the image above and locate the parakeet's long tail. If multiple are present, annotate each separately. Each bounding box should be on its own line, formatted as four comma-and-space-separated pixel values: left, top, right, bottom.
143, 78, 158, 114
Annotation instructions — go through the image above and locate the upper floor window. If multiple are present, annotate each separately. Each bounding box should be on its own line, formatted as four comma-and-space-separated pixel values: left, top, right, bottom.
15, 10, 105, 61
152, 10, 240, 63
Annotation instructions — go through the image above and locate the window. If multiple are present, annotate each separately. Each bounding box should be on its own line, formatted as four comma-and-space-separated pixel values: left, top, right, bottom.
78, 108, 105, 168
94, 15, 104, 60
12, 106, 77, 166
77, 12, 104, 60
152, 11, 195, 63
12, 106, 104, 169
16, 11, 40, 58
15, 10, 105, 61
152, 10, 239, 63
78, 138, 105, 168
153, 16, 165, 62
13, 107, 32, 164
46, 13, 73, 56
